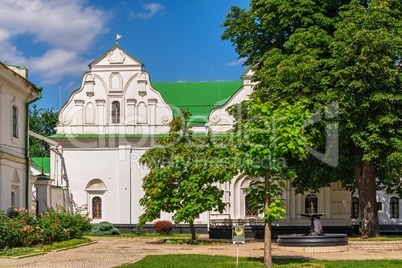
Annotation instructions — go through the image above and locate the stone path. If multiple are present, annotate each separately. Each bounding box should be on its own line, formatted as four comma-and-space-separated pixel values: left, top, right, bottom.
1, 237, 402, 268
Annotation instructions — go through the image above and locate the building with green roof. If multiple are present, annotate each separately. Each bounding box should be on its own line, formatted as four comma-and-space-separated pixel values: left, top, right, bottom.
152, 81, 242, 124
46, 45, 353, 237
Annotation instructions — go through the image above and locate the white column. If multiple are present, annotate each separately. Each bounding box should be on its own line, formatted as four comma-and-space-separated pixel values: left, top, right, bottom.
34, 175, 53, 214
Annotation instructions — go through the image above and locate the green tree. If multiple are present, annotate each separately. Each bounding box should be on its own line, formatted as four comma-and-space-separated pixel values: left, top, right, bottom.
29, 104, 59, 157
139, 110, 239, 241
222, 0, 402, 238
228, 100, 310, 267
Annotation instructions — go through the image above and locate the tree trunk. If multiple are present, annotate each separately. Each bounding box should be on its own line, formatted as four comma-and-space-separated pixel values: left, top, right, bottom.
264, 171, 272, 268
190, 220, 196, 241
354, 160, 379, 238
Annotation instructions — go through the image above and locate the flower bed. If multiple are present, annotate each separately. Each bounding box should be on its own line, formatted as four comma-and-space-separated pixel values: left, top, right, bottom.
0, 206, 91, 250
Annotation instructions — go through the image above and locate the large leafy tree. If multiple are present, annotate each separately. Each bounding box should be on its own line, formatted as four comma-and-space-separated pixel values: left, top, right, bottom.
29, 104, 59, 157
222, 0, 402, 238
228, 100, 310, 267
139, 110, 239, 241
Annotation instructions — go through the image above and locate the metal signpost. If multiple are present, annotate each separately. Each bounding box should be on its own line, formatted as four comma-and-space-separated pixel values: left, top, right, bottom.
232, 225, 245, 267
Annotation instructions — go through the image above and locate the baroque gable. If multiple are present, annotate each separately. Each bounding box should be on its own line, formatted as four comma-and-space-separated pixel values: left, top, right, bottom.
208, 68, 256, 133
56, 46, 173, 136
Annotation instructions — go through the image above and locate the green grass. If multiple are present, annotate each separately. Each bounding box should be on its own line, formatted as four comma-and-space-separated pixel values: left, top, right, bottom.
349, 235, 402, 241
0, 247, 36, 257
85, 232, 196, 239
40, 237, 92, 251
119, 255, 265, 268
0, 238, 92, 257
117, 254, 402, 268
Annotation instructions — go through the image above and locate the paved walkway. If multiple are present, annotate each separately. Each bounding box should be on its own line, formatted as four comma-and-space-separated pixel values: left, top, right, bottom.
1, 237, 402, 268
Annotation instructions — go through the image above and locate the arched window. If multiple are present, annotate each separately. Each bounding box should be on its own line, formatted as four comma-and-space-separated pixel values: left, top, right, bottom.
245, 194, 258, 217
351, 197, 359, 218
305, 194, 318, 214
390, 197, 399, 219
92, 197, 102, 219
111, 101, 120, 124
12, 106, 18, 138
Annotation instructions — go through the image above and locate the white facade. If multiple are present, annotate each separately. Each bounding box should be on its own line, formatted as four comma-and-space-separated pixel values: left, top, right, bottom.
0, 62, 40, 211
351, 191, 402, 229
50, 45, 352, 229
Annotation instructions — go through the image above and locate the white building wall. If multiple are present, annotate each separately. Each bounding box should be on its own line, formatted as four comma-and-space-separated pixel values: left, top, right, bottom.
0, 63, 39, 212
62, 148, 122, 223
352, 191, 402, 226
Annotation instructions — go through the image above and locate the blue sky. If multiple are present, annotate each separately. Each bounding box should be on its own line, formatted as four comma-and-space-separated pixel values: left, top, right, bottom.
0, 0, 248, 111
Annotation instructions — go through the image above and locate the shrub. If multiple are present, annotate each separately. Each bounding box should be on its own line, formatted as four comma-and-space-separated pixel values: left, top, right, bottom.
0, 211, 22, 248
153, 220, 173, 235
37, 206, 92, 243
6, 207, 20, 218
0, 208, 38, 248
36, 211, 70, 244
132, 224, 148, 236
0, 205, 92, 250
89, 221, 121, 235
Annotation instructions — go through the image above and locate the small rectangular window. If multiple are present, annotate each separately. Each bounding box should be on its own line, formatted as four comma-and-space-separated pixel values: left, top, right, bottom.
12, 106, 18, 138
351, 197, 359, 218
111, 101, 120, 124
390, 197, 399, 218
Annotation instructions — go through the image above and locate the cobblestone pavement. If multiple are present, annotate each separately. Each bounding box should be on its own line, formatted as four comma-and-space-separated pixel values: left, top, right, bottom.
1, 237, 402, 268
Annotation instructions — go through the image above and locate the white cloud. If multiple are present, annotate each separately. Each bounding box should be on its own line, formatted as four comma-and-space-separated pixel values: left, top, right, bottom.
0, 0, 108, 83
226, 57, 247, 67
28, 48, 89, 84
130, 3, 165, 19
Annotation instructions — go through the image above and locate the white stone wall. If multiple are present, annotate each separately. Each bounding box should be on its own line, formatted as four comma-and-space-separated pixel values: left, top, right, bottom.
0, 63, 38, 211
352, 190, 402, 226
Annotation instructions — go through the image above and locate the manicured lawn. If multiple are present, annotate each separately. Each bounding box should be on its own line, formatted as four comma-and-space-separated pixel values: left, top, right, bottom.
118, 254, 402, 268
119, 255, 264, 268
0, 238, 92, 257
86, 233, 196, 239
349, 235, 402, 241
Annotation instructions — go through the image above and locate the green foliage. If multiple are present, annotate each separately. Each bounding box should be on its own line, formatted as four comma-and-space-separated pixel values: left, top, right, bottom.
89, 221, 121, 236
37, 206, 92, 243
29, 104, 59, 157
0, 210, 23, 248
222, 0, 402, 238
153, 220, 173, 235
228, 100, 311, 223
131, 224, 148, 236
0, 206, 91, 250
139, 110, 240, 240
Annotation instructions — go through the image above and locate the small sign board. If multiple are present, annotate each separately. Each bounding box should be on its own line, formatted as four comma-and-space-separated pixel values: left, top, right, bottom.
232, 225, 245, 244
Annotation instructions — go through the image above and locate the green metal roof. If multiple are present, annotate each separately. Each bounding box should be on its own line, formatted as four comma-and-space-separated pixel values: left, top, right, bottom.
31, 157, 51, 174
152, 81, 243, 124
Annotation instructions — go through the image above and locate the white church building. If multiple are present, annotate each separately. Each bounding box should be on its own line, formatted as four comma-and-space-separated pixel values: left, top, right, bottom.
42, 45, 401, 237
